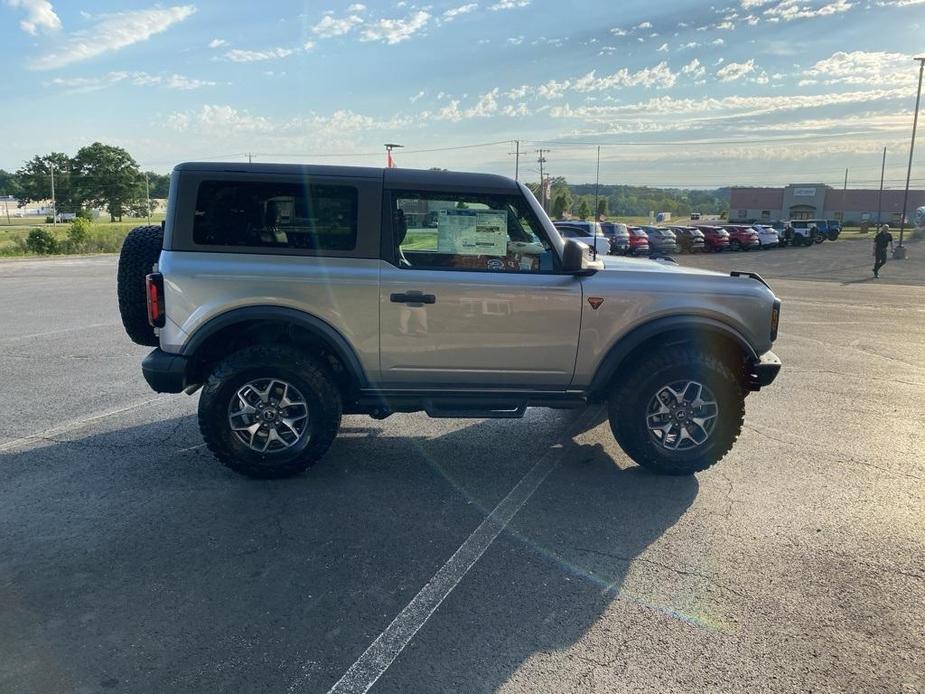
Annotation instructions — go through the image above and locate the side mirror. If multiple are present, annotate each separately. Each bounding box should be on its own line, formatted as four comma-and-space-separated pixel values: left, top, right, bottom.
561, 238, 586, 273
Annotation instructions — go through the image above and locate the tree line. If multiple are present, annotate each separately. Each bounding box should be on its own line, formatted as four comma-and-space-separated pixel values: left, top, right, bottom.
527, 177, 729, 220
0, 143, 170, 222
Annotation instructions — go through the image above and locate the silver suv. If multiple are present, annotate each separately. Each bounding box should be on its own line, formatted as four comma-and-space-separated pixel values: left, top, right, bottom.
117, 163, 781, 479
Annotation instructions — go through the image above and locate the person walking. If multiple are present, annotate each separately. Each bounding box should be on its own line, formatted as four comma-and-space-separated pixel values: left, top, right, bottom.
873, 224, 894, 278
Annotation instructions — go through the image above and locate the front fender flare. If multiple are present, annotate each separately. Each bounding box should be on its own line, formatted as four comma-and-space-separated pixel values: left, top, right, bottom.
588, 315, 757, 398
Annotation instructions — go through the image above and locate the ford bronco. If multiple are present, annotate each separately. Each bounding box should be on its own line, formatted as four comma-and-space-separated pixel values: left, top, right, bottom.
117, 163, 781, 479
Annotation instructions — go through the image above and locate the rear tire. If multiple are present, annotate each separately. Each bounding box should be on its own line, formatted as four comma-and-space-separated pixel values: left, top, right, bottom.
608, 347, 745, 475
117, 225, 164, 346
198, 345, 342, 479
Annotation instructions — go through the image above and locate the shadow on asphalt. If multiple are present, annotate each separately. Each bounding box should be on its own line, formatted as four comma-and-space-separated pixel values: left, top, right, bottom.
1, 409, 697, 693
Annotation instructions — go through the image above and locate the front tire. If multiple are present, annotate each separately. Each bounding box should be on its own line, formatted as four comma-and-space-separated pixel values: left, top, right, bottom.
608, 347, 745, 475
198, 345, 342, 479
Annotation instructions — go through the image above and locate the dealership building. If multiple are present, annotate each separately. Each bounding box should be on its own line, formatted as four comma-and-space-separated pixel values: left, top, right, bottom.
729, 184, 925, 225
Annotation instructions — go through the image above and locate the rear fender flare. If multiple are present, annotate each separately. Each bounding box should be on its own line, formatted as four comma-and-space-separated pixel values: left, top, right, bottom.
180, 305, 369, 388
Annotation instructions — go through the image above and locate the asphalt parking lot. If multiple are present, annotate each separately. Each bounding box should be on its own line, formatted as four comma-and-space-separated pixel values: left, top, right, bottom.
1, 239, 923, 693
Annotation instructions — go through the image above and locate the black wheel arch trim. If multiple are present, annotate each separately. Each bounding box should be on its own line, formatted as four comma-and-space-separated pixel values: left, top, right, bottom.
178, 305, 370, 388
589, 315, 758, 398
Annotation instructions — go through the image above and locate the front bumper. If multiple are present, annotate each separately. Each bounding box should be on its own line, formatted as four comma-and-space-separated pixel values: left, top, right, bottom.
745, 351, 781, 391
142, 348, 190, 393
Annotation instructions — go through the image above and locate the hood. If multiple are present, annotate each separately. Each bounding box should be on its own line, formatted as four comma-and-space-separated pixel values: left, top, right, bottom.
599, 255, 726, 277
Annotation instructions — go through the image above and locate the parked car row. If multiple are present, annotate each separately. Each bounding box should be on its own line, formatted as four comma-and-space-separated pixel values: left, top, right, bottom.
553, 218, 841, 257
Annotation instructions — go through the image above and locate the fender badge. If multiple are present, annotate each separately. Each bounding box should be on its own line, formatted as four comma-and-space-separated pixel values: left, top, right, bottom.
588, 297, 605, 310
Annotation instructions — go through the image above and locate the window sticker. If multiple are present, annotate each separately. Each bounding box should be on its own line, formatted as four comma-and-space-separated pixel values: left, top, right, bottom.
437, 209, 508, 256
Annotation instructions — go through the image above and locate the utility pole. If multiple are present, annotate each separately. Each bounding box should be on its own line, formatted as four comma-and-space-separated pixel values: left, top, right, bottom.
513, 140, 520, 181
144, 172, 151, 223
536, 149, 549, 211
840, 168, 848, 226
876, 147, 886, 226
246, 152, 254, 164
897, 56, 925, 259
594, 145, 601, 221
50, 163, 56, 226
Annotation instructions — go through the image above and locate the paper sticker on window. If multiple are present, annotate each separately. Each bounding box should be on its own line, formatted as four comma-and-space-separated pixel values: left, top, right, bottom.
437, 209, 507, 256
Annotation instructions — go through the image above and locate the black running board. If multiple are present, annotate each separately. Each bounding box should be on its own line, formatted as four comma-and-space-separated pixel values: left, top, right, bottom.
424, 399, 527, 419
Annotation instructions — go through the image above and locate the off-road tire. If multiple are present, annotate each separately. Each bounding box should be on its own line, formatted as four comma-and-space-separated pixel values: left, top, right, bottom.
117, 224, 164, 346
608, 347, 745, 475
198, 345, 342, 479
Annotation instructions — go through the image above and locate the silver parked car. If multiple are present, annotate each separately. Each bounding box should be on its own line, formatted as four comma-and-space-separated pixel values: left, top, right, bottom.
117, 163, 782, 479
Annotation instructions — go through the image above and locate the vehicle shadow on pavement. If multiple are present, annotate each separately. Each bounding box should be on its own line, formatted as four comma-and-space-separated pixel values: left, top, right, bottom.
0, 408, 697, 693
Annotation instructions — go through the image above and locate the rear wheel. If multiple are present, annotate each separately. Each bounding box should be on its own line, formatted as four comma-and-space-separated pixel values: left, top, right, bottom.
198, 345, 342, 479
608, 347, 745, 475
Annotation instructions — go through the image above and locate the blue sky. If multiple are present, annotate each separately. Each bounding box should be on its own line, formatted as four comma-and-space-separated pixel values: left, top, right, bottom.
2, 0, 924, 188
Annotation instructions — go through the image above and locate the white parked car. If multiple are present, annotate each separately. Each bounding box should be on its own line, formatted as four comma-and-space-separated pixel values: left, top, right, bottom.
753, 225, 780, 249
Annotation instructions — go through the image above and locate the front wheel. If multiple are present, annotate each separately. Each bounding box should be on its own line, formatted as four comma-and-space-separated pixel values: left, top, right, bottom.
608, 347, 745, 475
198, 345, 342, 479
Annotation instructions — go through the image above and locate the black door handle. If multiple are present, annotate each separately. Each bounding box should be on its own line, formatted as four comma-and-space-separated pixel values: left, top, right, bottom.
390, 291, 436, 305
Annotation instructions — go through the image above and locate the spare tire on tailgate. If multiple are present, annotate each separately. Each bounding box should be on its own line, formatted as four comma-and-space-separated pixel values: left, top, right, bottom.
117, 224, 164, 346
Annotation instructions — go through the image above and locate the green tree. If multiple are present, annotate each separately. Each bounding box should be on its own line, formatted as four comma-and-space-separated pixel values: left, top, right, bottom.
143, 171, 170, 199
596, 198, 607, 219
577, 198, 591, 221
26, 228, 58, 254
552, 194, 569, 219
0, 169, 22, 198
15, 153, 79, 213
73, 142, 145, 221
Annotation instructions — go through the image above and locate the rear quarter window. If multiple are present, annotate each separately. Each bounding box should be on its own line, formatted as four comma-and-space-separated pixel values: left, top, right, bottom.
192, 180, 358, 252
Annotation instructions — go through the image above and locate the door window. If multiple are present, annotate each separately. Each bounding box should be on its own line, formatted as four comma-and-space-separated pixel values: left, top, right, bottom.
391, 191, 555, 273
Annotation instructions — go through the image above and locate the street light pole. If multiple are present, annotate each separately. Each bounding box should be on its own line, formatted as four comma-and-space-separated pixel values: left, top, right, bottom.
896, 56, 925, 259
876, 147, 886, 227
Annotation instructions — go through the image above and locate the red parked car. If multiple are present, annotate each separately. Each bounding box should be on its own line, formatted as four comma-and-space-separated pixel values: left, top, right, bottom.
722, 225, 761, 251
626, 226, 651, 256
695, 225, 731, 252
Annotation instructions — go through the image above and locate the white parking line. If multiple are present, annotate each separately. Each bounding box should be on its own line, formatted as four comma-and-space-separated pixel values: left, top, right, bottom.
0, 322, 121, 344
321, 436, 573, 694
0, 397, 164, 453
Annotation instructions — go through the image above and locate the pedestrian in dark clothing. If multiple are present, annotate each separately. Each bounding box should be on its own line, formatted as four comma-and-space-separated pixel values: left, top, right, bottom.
873, 224, 894, 278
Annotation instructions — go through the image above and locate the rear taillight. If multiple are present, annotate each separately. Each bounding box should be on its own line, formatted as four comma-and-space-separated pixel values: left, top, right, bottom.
145, 272, 165, 328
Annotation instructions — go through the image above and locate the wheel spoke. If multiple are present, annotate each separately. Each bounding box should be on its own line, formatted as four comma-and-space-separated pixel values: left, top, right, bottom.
228, 378, 310, 453
682, 381, 702, 404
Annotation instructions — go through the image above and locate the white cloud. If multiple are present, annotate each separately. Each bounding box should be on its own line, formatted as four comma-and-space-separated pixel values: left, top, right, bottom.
507, 35, 524, 44
224, 47, 296, 62
208, 38, 227, 48
678, 41, 700, 49
657, 42, 669, 52
30, 5, 196, 70
167, 104, 412, 135
610, 27, 627, 36
537, 79, 570, 99
681, 58, 706, 79
347, 3, 366, 10
409, 90, 425, 103
466, 88, 500, 117
712, 38, 725, 45
489, 0, 530, 9
505, 84, 530, 99
6, 0, 60, 35
359, 10, 430, 43
762, 0, 853, 23
635, 20, 652, 29
441, 3, 477, 21
801, 50, 916, 86
50, 71, 216, 93
716, 59, 756, 81
571, 62, 677, 92
312, 13, 363, 37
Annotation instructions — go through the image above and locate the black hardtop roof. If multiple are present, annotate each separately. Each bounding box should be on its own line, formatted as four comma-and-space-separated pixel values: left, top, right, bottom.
172, 162, 521, 192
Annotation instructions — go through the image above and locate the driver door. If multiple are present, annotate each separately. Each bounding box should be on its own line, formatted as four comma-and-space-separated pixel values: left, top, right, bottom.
378, 189, 582, 388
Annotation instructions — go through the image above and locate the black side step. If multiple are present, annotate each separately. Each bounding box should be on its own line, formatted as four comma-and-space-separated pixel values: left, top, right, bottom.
423, 399, 528, 419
